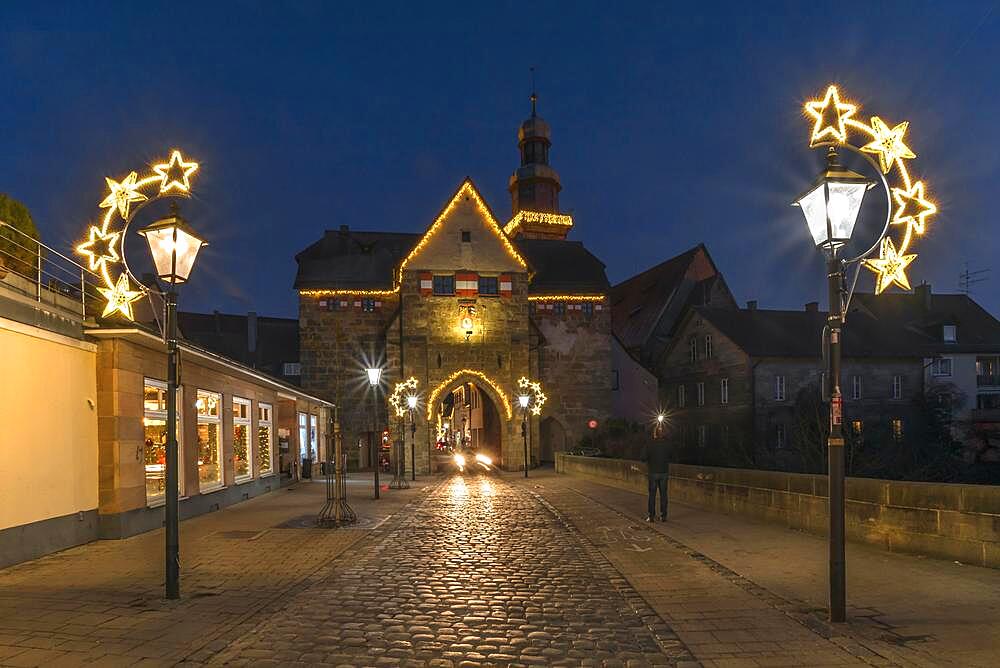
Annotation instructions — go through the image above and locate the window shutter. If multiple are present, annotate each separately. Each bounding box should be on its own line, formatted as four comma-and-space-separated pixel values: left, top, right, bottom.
420, 272, 433, 296
456, 272, 478, 296
499, 274, 512, 297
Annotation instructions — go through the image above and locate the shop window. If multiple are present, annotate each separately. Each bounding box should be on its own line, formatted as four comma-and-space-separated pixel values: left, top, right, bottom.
433, 275, 455, 295
258, 403, 274, 476
478, 276, 498, 296
233, 397, 252, 482
143, 379, 181, 504
197, 390, 223, 490
310, 414, 319, 460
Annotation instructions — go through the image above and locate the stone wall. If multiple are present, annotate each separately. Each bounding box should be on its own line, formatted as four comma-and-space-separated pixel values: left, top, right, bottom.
556, 454, 1000, 568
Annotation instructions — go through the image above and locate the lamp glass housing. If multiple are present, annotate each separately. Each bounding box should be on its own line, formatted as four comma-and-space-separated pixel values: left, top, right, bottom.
366, 368, 382, 387
138, 214, 205, 284
518, 394, 531, 409
406, 395, 418, 409
794, 149, 873, 250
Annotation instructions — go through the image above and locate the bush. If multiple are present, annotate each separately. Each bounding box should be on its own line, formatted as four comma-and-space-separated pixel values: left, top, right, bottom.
0, 194, 40, 278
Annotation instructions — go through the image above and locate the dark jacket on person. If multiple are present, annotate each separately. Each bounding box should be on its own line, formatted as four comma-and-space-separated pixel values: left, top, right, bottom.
642, 440, 670, 475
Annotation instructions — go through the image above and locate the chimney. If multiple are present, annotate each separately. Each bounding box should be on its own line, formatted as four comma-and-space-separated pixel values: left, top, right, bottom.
746, 300, 757, 311
915, 283, 932, 311
247, 311, 258, 356
805, 301, 818, 313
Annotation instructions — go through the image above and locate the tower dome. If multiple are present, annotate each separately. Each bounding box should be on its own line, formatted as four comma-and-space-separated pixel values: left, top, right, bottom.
508, 92, 562, 216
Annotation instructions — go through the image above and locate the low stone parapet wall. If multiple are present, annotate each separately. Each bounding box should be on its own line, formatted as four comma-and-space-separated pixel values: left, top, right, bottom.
555, 454, 1000, 568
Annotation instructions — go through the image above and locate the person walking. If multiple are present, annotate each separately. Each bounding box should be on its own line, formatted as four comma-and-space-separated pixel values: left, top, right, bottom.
643, 419, 670, 522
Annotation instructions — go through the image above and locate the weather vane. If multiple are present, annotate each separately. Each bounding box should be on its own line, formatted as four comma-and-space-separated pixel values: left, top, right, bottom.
76, 150, 199, 319
804, 85, 936, 294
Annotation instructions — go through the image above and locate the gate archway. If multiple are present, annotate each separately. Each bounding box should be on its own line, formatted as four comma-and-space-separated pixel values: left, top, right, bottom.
426, 370, 512, 469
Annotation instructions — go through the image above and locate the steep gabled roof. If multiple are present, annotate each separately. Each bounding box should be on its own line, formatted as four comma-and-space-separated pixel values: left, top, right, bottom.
294, 229, 418, 291
516, 238, 609, 294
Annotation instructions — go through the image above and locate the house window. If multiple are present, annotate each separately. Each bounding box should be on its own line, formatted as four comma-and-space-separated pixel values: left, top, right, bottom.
697, 382, 705, 406
309, 414, 319, 460
775, 375, 786, 401
553, 302, 565, 316
891, 417, 904, 442
196, 390, 223, 490
461, 230, 471, 242
582, 302, 594, 318
298, 412, 308, 462
361, 298, 376, 312
775, 423, 786, 449
689, 337, 698, 362
851, 375, 862, 400
851, 419, 863, 436
433, 275, 455, 295
233, 397, 252, 482
931, 357, 952, 377
721, 378, 729, 405
678, 384, 686, 408
283, 362, 301, 376
705, 335, 713, 359
143, 379, 181, 504
892, 375, 902, 400
697, 425, 706, 448
258, 403, 274, 476
943, 325, 957, 343
478, 276, 498, 296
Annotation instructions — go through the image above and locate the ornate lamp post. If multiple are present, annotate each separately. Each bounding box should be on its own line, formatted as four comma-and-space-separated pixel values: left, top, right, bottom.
794, 85, 937, 622
388, 378, 418, 490
137, 206, 205, 600
366, 367, 382, 500
517, 393, 531, 478
407, 394, 418, 481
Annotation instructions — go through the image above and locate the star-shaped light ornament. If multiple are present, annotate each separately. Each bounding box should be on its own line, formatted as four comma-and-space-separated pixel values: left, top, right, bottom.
805, 85, 857, 146
517, 377, 547, 416
75, 225, 120, 272
863, 237, 917, 295
892, 181, 937, 234
100, 171, 148, 219
98, 273, 145, 319
153, 150, 199, 194
861, 116, 916, 174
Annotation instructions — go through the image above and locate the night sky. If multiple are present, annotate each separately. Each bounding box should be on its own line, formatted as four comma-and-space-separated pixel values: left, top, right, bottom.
2, 2, 998, 319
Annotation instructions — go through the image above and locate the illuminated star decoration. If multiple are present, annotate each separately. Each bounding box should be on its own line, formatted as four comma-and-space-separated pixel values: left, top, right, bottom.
805, 85, 857, 146
892, 181, 937, 234
863, 238, 917, 295
75, 225, 120, 272
76, 150, 200, 320
98, 273, 144, 319
517, 377, 547, 416
803, 85, 937, 295
861, 116, 916, 174
153, 150, 199, 194
388, 377, 420, 417
100, 171, 148, 219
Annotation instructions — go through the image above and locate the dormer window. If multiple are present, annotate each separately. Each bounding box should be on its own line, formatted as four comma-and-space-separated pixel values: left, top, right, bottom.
943, 325, 957, 343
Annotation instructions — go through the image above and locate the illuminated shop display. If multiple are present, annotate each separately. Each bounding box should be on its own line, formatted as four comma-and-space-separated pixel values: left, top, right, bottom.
257, 403, 273, 476
233, 397, 252, 482
196, 390, 223, 488
142, 379, 181, 502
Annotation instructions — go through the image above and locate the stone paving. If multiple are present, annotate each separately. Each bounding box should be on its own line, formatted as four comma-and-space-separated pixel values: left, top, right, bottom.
211, 474, 691, 666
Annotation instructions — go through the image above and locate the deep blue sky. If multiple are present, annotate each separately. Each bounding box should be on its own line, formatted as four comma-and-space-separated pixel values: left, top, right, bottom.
2, 2, 998, 318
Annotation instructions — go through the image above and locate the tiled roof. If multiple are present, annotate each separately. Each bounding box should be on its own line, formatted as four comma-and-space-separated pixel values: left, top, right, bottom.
515, 238, 609, 294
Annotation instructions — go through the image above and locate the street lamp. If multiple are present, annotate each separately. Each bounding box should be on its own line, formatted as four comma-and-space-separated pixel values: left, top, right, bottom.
407, 394, 418, 481
366, 367, 382, 500
518, 393, 531, 478
793, 146, 874, 623
137, 204, 206, 600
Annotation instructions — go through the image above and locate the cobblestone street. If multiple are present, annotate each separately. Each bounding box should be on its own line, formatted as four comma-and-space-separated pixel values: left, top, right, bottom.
213, 475, 689, 666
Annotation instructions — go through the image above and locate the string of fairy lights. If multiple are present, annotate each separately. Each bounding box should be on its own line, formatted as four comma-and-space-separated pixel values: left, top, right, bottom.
804, 85, 937, 294
76, 150, 200, 319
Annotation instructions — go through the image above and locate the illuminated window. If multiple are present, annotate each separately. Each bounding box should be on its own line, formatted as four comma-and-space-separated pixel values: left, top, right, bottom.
678, 384, 686, 408
433, 275, 455, 295
258, 403, 273, 476
721, 378, 729, 405
697, 382, 705, 407
298, 412, 309, 462
892, 375, 902, 400
705, 335, 713, 359
775, 375, 786, 401
851, 375, 862, 400
196, 390, 223, 490
233, 397, 252, 483
851, 419, 863, 436
143, 379, 181, 504
891, 418, 904, 442
362, 298, 376, 312
478, 276, 498, 296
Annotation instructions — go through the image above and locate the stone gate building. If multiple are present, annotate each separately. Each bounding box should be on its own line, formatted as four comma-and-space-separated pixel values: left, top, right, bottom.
295, 103, 612, 472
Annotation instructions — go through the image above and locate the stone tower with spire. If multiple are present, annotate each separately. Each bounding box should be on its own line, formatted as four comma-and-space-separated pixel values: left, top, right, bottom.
504, 90, 574, 240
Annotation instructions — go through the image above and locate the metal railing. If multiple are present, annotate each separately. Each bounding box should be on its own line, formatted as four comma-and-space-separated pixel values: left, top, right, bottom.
0, 219, 108, 320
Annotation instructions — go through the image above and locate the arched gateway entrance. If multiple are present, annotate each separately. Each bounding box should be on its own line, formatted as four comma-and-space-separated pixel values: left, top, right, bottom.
426, 371, 513, 471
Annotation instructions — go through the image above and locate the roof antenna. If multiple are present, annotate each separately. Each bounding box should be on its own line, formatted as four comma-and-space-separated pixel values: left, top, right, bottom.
530, 66, 537, 117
